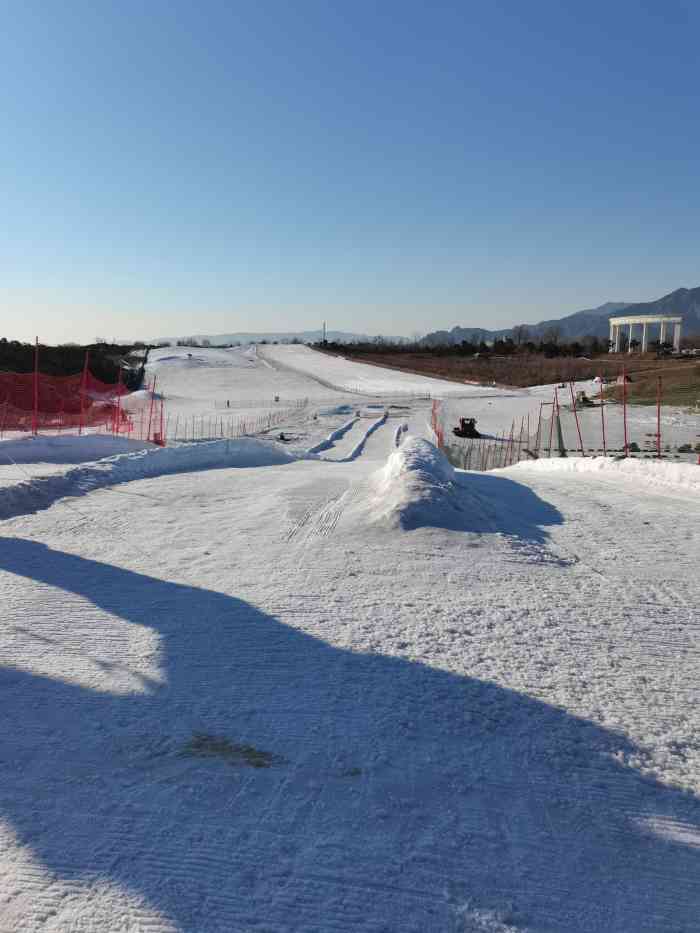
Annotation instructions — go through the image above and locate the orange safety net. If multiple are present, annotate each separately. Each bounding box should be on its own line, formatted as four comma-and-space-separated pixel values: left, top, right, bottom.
0, 370, 131, 434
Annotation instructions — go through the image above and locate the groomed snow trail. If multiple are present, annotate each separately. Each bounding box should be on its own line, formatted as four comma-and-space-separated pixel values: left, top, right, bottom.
1, 348, 699, 933
260, 344, 511, 398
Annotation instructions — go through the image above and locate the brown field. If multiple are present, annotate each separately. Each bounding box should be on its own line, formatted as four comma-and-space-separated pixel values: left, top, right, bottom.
321, 349, 700, 407
605, 362, 700, 407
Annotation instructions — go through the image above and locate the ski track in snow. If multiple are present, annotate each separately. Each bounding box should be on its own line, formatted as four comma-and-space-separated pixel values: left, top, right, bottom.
1, 344, 699, 933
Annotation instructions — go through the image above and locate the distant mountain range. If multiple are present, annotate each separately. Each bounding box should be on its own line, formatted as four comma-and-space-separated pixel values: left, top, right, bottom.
153, 286, 700, 348
421, 286, 700, 345
153, 329, 406, 346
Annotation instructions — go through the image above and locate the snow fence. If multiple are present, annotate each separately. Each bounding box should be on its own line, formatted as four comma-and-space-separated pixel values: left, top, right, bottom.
433, 385, 700, 472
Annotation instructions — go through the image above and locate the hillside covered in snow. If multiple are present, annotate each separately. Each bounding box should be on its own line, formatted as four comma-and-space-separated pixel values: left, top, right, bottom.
0, 345, 698, 932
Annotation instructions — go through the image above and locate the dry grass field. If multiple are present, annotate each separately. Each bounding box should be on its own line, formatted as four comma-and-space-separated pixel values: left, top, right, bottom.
606, 361, 700, 406
322, 348, 699, 405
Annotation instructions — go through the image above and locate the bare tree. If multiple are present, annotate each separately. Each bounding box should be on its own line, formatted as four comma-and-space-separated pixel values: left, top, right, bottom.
542, 326, 561, 345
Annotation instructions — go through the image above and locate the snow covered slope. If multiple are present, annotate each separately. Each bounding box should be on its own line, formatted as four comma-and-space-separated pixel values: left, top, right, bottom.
1, 354, 699, 932
146, 344, 343, 417
261, 343, 505, 397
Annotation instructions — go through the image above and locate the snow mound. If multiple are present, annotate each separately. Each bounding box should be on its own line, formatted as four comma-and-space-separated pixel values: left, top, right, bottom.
147, 346, 256, 371
360, 436, 463, 529
121, 388, 163, 406
0, 434, 156, 465
511, 456, 700, 495
308, 417, 358, 454
0, 438, 297, 522
338, 413, 387, 462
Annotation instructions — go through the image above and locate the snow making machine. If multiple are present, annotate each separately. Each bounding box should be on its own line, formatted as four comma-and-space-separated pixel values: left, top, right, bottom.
452, 417, 481, 439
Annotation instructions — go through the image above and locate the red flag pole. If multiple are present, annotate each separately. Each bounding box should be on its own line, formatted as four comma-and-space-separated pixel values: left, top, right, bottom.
599, 372, 607, 456
535, 402, 543, 457
568, 381, 585, 456
32, 337, 39, 435
79, 350, 89, 436
146, 376, 157, 443
114, 364, 123, 435
547, 395, 555, 457
622, 365, 629, 457
656, 374, 662, 459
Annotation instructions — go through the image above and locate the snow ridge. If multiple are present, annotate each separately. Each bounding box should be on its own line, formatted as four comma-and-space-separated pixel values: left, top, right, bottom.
307, 417, 359, 454
511, 455, 700, 495
360, 436, 463, 529
394, 422, 409, 447
0, 438, 298, 522
334, 413, 387, 462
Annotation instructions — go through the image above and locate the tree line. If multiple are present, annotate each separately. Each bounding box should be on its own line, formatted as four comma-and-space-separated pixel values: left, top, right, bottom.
0, 339, 148, 389
314, 332, 614, 358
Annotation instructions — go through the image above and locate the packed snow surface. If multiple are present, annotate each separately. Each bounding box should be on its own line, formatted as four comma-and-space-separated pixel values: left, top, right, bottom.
0, 434, 155, 465
511, 453, 700, 494
1, 346, 699, 932
146, 344, 338, 414
0, 438, 298, 522
260, 343, 509, 397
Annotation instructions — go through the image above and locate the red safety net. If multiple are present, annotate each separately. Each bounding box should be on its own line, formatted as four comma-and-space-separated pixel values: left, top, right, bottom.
0, 370, 131, 434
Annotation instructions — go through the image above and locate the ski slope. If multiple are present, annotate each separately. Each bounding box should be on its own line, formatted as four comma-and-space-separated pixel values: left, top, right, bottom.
142, 345, 698, 458
260, 343, 510, 397
146, 344, 345, 413
1, 349, 699, 932
257, 347, 699, 456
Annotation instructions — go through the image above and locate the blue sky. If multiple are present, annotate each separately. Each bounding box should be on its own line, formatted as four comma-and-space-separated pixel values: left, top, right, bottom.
1, 0, 698, 342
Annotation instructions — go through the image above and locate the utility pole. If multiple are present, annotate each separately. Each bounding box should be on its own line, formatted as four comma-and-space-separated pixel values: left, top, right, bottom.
322, 320, 327, 343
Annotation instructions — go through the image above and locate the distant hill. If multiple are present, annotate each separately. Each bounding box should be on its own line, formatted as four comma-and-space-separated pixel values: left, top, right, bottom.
154, 329, 406, 346
608, 287, 700, 336
421, 287, 700, 345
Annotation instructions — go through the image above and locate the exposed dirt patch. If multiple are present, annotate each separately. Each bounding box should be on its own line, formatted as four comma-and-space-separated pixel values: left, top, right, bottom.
182, 733, 285, 768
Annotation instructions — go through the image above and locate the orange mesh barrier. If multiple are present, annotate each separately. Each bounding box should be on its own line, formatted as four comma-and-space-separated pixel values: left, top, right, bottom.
0, 370, 130, 434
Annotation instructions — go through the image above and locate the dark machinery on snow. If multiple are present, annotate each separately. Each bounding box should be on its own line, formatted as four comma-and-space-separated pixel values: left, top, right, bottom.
564, 390, 598, 411
575, 390, 596, 408
453, 417, 481, 439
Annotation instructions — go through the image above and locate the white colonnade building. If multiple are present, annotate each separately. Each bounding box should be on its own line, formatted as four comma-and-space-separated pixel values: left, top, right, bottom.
609, 314, 682, 353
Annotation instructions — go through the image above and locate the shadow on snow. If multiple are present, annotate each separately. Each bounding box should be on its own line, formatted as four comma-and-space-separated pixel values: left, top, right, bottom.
0, 537, 699, 931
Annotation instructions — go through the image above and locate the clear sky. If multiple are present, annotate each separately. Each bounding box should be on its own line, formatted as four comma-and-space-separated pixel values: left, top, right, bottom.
1, 0, 698, 343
